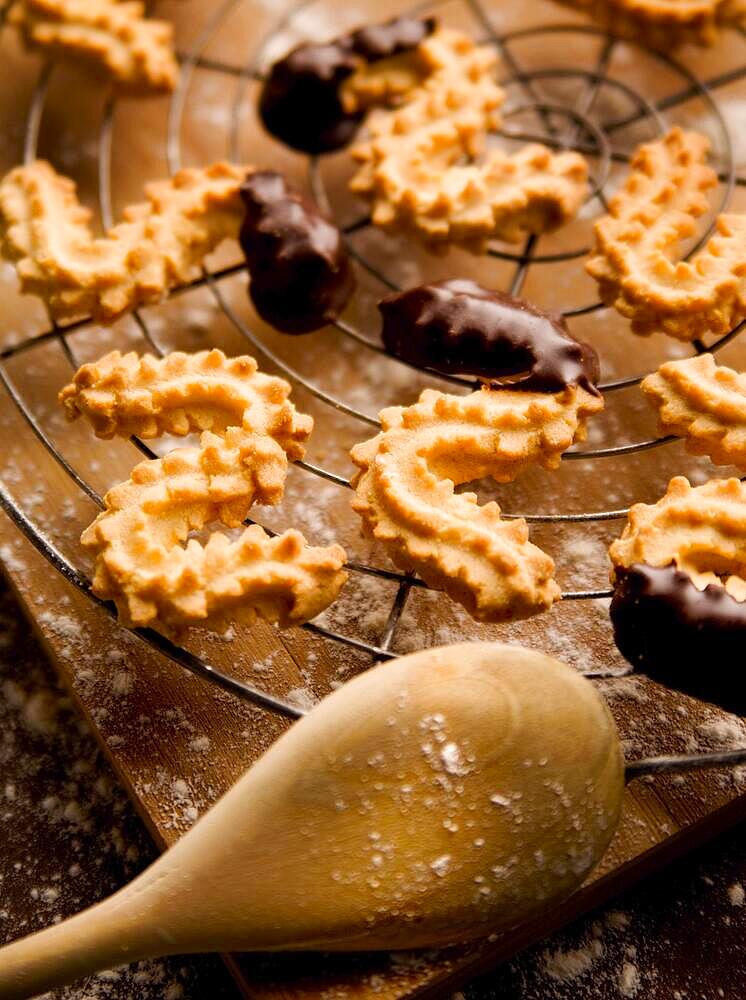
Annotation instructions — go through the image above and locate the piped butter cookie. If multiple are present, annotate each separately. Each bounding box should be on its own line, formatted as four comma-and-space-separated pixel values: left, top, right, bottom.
642, 353, 746, 469
8, 0, 180, 94
0, 160, 247, 324
552, 0, 746, 50
260, 17, 589, 252
586, 128, 746, 342
61, 350, 347, 632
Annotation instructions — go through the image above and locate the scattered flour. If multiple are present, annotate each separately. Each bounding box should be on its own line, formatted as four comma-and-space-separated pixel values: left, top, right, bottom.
727, 882, 745, 907
541, 938, 604, 981
0, 578, 231, 997
697, 717, 746, 749
599, 676, 649, 704
111, 671, 134, 697
286, 686, 318, 711
618, 960, 641, 997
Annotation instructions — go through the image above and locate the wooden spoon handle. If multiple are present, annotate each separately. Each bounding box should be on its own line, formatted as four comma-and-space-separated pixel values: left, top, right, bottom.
0, 896, 159, 1000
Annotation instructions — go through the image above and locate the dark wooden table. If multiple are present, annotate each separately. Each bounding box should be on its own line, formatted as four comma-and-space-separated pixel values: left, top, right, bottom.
1, 573, 744, 999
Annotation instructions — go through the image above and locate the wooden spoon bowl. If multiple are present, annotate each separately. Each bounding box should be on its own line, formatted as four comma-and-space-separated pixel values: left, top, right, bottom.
0, 642, 624, 1000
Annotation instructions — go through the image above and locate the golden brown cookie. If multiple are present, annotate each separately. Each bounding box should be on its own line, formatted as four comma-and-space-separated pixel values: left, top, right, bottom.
609, 477, 746, 712
552, 0, 746, 49
642, 353, 746, 468
0, 160, 246, 323
59, 348, 311, 459
350, 384, 602, 622
8, 0, 179, 93
609, 475, 746, 601
64, 350, 347, 631
586, 128, 746, 341
349, 28, 589, 252
81, 429, 347, 631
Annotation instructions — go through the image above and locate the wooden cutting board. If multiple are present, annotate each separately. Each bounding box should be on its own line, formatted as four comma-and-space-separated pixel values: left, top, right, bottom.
2, 1, 746, 997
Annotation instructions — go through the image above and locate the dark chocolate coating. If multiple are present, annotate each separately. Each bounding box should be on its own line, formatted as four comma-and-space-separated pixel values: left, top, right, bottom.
258, 42, 361, 154
239, 171, 355, 334
258, 16, 436, 154
610, 563, 746, 714
348, 16, 436, 61
379, 279, 600, 395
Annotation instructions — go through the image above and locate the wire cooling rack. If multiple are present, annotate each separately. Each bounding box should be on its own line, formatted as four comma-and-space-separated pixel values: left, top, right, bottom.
2, 0, 746, 769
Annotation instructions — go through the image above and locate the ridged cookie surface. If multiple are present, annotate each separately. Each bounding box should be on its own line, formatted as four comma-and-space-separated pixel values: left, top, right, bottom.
351, 385, 602, 622
643, 353, 746, 468
552, 0, 746, 49
8, 0, 179, 93
586, 128, 746, 341
82, 428, 347, 630
59, 348, 312, 460
65, 350, 346, 631
348, 28, 588, 252
609, 476, 746, 601
0, 160, 246, 323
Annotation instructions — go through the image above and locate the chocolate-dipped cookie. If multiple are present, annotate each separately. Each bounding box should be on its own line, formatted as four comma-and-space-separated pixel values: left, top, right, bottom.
239, 171, 355, 334
379, 279, 600, 394
258, 16, 435, 153
608, 476, 746, 713
610, 564, 746, 714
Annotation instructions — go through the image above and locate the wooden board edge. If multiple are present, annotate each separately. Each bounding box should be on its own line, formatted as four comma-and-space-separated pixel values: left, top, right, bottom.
0, 528, 254, 1000
0, 554, 170, 850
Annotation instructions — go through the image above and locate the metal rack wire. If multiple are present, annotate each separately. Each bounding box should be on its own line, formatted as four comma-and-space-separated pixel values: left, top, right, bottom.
2, 0, 746, 768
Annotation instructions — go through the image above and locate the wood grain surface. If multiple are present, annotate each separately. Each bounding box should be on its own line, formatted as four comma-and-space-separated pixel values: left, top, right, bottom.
1, 1, 746, 997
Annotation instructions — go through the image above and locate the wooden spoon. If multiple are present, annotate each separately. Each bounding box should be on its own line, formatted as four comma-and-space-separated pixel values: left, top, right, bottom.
0, 642, 624, 1000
